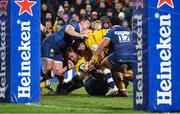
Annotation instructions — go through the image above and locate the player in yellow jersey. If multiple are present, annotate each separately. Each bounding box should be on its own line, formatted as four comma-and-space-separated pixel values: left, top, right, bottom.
66, 46, 109, 96
69, 28, 131, 96
85, 20, 109, 53
84, 20, 109, 68
83, 21, 132, 96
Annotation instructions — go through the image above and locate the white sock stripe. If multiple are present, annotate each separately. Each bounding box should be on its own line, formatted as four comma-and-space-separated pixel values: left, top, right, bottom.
51, 71, 55, 77
42, 57, 54, 61
119, 72, 123, 80
107, 78, 114, 83
54, 60, 63, 64
103, 69, 111, 74
120, 89, 126, 91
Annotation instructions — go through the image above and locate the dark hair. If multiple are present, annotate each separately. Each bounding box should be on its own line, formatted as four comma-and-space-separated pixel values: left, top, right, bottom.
66, 47, 75, 57
79, 15, 90, 22
71, 39, 85, 50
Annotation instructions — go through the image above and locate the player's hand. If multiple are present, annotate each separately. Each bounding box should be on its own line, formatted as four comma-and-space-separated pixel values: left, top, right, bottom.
80, 33, 88, 39
68, 60, 74, 70
82, 33, 89, 38
87, 60, 94, 69
40, 24, 47, 33
84, 62, 89, 72
81, 29, 90, 39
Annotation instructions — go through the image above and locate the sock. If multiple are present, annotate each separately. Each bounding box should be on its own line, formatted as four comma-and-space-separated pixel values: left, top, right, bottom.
118, 72, 126, 91
40, 81, 46, 88
41, 68, 53, 82
118, 81, 126, 91
103, 69, 115, 88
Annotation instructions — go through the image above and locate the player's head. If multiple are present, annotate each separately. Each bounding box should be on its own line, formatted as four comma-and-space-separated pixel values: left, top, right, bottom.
91, 20, 102, 30
77, 41, 86, 51
79, 16, 91, 31
72, 39, 86, 52
66, 47, 79, 64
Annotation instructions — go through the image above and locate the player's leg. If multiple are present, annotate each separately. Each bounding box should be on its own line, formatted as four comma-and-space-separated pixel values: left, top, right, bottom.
83, 76, 96, 96
113, 71, 128, 97
41, 38, 55, 82
100, 55, 118, 96
84, 76, 108, 96
41, 58, 54, 79
55, 76, 83, 95
41, 54, 68, 94
40, 58, 55, 94
41, 38, 62, 93
40, 79, 55, 95
110, 54, 134, 96
122, 62, 134, 81
53, 61, 63, 76
40, 58, 56, 94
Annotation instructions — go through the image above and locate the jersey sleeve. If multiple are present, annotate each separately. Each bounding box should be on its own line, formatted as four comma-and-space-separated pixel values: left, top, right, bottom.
104, 28, 114, 40
67, 21, 80, 32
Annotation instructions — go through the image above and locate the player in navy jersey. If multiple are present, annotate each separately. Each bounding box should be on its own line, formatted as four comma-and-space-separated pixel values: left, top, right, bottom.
41, 17, 90, 81
89, 25, 134, 96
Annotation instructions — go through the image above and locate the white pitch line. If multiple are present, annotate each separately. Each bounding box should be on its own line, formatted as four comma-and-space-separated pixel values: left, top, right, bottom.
25, 103, 101, 111
26, 103, 64, 109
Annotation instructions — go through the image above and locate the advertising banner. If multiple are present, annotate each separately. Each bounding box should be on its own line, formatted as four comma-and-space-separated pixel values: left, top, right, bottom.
133, 0, 180, 112
0, 0, 40, 103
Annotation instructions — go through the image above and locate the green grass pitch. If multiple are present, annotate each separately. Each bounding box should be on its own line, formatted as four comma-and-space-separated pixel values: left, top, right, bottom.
0, 83, 160, 113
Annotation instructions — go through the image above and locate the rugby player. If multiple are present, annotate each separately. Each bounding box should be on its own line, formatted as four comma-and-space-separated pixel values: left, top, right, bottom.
89, 25, 134, 96
66, 38, 130, 96
83, 22, 132, 96
66, 45, 109, 96
41, 16, 90, 82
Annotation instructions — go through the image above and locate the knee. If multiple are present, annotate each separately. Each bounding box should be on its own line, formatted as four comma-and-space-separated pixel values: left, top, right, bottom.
100, 60, 108, 69
43, 59, 53, 74
120, 64, 128, 72
53, 69, 64, 77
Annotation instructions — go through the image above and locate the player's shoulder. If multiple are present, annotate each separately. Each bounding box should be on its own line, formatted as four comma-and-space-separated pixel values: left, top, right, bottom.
68, 20, 79, 27
112, 25, 130, 32
92, 29, 108, 35
94, 28, 108, 32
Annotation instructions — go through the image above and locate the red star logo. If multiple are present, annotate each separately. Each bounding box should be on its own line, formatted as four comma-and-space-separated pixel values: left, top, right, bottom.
157, 0, 174, 8
136, 0, 143, 9
0, 0, 8, 16
15, 0, 36, 16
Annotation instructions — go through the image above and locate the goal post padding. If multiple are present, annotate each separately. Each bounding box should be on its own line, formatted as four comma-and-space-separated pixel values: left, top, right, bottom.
0, 0, 40, 103
133, 0, 180, 112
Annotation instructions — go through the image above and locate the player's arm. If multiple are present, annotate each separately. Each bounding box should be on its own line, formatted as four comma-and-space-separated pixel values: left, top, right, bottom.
55, 60, 74, 77
90, 38, 110, 64
65, 25, 87, 38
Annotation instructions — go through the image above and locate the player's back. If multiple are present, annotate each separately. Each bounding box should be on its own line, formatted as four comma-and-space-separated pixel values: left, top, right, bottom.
45, 21, 81, 51
74, 50, 92, 76
85, 29, 109, 52
63, 21, 81, 47
105, 26, 133, 54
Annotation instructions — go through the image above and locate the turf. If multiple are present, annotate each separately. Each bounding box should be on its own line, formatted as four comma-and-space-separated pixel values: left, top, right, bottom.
0, 83, 150, 113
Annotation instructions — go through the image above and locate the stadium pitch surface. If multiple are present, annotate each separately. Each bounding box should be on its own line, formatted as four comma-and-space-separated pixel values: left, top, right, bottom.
0, 83, 168, 113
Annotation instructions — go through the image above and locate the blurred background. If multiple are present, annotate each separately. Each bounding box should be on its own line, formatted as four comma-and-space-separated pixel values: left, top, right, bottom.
41, 0, 132, 40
